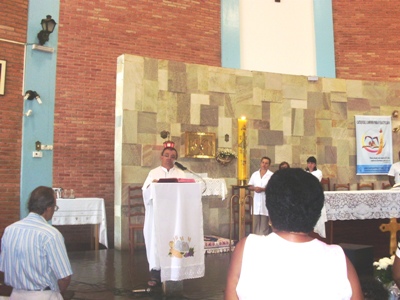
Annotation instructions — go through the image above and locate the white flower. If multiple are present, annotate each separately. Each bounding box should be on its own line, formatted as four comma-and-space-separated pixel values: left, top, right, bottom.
374, 255, 395, 270
216, 148, 237, 158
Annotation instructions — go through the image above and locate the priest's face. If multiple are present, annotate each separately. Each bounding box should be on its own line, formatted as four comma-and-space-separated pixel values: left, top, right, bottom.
160, 148, 177, 170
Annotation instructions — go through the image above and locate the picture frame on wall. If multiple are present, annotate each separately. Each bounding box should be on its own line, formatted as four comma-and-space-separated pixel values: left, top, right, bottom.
0, 60, 6, 95
185, 132, 216, 158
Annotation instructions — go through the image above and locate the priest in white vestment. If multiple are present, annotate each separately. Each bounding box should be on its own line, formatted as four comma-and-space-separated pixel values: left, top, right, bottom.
142, 147, 185, 286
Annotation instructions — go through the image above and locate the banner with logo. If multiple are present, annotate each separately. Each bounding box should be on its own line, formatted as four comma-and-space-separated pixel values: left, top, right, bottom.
355, 115, 393, 175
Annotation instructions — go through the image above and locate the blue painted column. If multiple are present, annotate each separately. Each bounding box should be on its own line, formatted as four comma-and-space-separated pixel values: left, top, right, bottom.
221, 0, 241, 69
314, 0, 336, 78
20, 0, 60, 217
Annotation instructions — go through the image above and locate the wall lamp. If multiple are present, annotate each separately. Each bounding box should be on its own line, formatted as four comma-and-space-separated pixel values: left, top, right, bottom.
24, 90, 42, 104
160, 130, 175, 148
37, 15, 57, 45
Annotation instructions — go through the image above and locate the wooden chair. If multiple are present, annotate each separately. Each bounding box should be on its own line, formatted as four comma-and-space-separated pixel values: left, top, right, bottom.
128, 185, 145, 254
382, 182, 392, 190
321, 177, 331, 191
357, 182, 374, 190
333, 183, 350, 191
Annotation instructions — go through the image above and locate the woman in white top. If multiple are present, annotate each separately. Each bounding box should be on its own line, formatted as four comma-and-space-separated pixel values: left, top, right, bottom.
225, 168, 363, 300
248, 157, 273, 235
306, 156, 323, 182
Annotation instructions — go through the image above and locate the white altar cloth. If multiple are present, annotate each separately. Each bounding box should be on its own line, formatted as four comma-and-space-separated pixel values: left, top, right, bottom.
315, 189, 400, 238
52, 198, 108, 248
144, 183, 205, 282
196, 178, 228, 200
324, 189, 400, 221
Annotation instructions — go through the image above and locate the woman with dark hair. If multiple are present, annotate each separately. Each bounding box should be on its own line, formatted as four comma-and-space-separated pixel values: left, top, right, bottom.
225, 168, 363, 300
278, 161, 290, 170
306, 156, 323, 181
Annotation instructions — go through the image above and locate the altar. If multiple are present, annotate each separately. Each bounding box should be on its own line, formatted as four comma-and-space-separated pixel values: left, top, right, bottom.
321, 190, 400, 258
324, 189, 400, 220
52, 198, 108, 250
196, 178, 230, 237
197, 178, 228, 200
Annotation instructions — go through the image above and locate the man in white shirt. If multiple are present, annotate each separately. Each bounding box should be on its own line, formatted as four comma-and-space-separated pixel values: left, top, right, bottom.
388, 151, 400, 187
248, 157, 274, 235
142, 147, 185, 287
306, 156, 322, 182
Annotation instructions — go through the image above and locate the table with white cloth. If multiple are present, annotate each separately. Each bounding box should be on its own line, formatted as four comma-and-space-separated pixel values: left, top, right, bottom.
316, 190, 400, 257
316, 190, 400, 239
196, 178, 228, 200
324, 190, 400, 220
52, 198, 108, 250
143, 182, 205, 282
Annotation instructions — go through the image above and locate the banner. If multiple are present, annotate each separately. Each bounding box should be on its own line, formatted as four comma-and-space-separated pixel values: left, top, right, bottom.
355, 115, 393, 175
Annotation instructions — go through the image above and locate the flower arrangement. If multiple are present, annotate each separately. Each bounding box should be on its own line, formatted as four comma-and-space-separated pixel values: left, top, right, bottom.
215, 148, 237, 166
216, 148, 237, 158
373, 255, 395, 285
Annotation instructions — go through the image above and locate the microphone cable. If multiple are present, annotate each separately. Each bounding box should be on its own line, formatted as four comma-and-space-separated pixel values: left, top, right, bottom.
174, 162, 207, 194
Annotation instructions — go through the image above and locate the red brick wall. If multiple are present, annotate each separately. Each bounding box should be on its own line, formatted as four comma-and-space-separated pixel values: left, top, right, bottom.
0, 1, 28, 236
333, 1, 400, 81
52, 0, 221, 249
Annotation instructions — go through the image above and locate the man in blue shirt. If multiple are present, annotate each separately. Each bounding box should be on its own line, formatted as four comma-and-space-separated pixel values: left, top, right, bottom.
0, 186, 73, 299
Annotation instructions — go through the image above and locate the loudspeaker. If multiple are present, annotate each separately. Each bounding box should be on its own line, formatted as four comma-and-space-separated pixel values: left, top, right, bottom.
339, 243, 374, 277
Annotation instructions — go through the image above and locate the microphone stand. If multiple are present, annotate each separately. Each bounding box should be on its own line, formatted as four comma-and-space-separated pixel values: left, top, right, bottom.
186, 168, 207, 194
175, 162, 207, 194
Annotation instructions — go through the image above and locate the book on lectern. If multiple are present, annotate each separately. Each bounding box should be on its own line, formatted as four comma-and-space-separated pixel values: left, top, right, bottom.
157, 178, 195, 183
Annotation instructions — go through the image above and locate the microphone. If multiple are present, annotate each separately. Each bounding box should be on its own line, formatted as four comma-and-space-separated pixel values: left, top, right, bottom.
174, 161, 187, 171
132, 287, 151, 293
174, 162, 207, 194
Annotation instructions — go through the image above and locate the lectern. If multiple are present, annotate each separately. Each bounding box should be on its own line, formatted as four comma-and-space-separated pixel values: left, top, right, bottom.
144, 182, 205, 283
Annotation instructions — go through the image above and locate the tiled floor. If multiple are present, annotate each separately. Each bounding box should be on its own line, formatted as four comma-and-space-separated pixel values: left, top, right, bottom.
0, 248, 230, 300
66, 249, 230, 300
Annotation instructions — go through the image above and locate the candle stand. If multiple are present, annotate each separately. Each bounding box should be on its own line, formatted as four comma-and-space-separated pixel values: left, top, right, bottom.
229, 184, 253, 251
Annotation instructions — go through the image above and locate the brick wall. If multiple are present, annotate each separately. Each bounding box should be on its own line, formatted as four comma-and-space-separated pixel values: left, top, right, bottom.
0, 1, 28, 236
52, 0, 221, 249
333, 1, 400, 81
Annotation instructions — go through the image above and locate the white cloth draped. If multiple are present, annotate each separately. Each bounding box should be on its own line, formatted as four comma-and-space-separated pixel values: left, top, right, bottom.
52, 198, 108, 248
324, 189, 400, 220
315, 189, 400, 238
143, 183, 205, 282
314, 205, 327, 238
196, 178, 228, 199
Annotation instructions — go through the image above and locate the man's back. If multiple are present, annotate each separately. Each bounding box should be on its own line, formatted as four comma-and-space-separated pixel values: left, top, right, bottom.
0, 213, 72, 292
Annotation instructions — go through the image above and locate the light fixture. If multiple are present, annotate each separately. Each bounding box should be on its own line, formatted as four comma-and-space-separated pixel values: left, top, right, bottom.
225, 134, 230, 142
24, 90, 42, 104
37, 15, 57, 46
24, 109, 33, 117
393, 126, 400, 133
392, 110, 399, 118
160, 130, 175, 148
